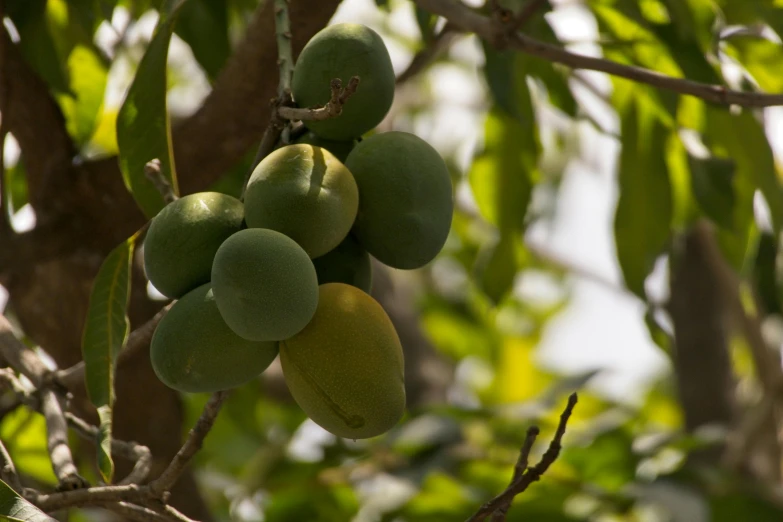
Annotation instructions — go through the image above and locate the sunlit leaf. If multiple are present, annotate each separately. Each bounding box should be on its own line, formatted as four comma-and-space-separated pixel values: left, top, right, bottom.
493, 336, 551, 404
57, 45, 108, 145
117, 3, 185, 218
2, 159, 29, 216
725, 37, 783, 93
81, 234, 137, 483
0, 479, 56, 521
0, 409, 56, 486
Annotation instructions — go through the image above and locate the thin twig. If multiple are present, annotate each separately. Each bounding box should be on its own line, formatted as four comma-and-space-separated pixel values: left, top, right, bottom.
396, 24, 462, 85
98, 501, 180, 522
277, 76, 361, 121
54, 303, 172, 391
65, 412, 152, 485
0, 314, 88, 491
0, 438, 21, 492
147, 390, 229, 498
490, 426, 540, 521
413, 0, 783, 107
241, 0, 297, 198
466, 393, 578, 522
144, 159, 177, 204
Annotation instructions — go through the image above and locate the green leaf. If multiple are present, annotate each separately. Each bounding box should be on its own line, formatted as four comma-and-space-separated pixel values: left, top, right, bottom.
175, 0, 230, 81
57, 45, 108, 145
81, 234, 137, 483
2, 159, 28, 216
706, 108, 783, 234
482, 44, 535, 122
469, 108, 539, 233
0, 479, 56, 521
96, 405, 113, 484
688, 155, 736, 230
475, 233, 524, 304
614, 88, 673, 297
415, 7, 437, 43
6, 0, 70, 94
117, 4, 185, 219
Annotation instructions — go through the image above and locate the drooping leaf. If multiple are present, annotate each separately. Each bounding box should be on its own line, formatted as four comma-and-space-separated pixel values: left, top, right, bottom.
81, 234, 137, 483
482, 44, 536, 122
752, 232, 782, 316
6, 0, 70, 94
705, 108, 783, 272
117, 3, 185, 219
414, 7, 437, 43
688, 154, 736, 230
175, 0, 230, 81
475, 233, 524, 304
0, 479, 56, 522
469, 108, 539, 234
614, 86, 674, 297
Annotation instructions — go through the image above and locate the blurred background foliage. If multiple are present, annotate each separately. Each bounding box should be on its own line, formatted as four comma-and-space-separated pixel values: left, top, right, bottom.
5, 0, 783, 520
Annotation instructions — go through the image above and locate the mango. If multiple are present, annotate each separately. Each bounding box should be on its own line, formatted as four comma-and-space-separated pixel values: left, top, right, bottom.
211, 228, 318, 341
143, 192, 243, 298
150, 283, 278, 393
345, 131, 453, 269
292, 23, 395, 140
244, 144, 359, 258
295, 131, 356, 163
312, 234, 372, 293
280, 283, 405, 439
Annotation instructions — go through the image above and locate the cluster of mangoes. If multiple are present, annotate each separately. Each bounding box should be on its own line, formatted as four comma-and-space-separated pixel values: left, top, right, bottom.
144, 23, 453, 439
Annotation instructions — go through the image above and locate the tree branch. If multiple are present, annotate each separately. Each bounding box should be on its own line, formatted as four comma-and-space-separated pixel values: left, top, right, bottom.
466, 393, 578, 522
147, 391, 229, 498
413, 0, 783, 107
0, 314, 88, 491
277, 77, 361, 121
171, 0, 342, 195
396, 24, 462, 85
0, 438, 22, 493
275, 0, 295, 99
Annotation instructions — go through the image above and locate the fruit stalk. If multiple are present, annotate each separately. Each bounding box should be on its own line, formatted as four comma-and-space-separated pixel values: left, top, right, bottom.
274, 0, 295, 100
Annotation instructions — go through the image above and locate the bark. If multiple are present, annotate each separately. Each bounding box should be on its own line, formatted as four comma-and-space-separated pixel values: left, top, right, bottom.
669, 221, 737, 467
1, 1, 342, 519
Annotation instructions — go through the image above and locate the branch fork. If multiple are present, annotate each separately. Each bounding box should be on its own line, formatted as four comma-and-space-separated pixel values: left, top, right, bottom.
467, 393, 578, 522
277, 76, 361, 122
